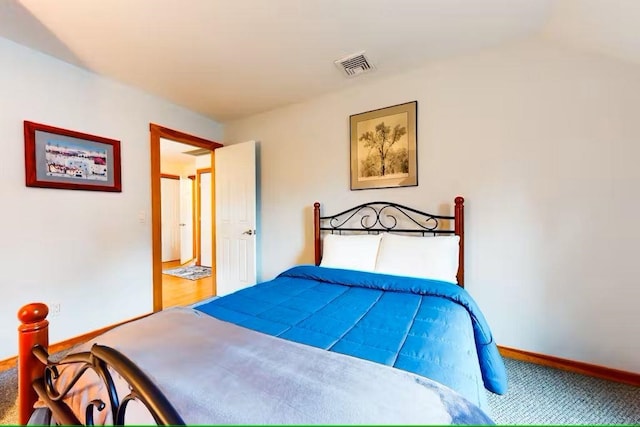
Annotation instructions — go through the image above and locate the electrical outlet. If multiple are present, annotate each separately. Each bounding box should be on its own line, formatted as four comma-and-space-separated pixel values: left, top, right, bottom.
50, 303, 61, 318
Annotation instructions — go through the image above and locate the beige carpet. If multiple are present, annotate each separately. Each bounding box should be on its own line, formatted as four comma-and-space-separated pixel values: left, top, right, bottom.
0, 367, 17, 424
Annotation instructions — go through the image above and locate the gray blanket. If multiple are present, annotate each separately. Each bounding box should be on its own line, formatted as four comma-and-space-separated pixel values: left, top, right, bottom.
54, 307, 493, 425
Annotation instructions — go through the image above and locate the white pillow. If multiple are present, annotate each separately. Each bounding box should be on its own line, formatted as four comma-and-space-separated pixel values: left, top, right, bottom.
374, 233, 460, 283
320, 233, 382, 272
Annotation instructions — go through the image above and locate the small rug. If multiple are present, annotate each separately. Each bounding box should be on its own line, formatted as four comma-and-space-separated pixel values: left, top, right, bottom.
163, 265, 212, 281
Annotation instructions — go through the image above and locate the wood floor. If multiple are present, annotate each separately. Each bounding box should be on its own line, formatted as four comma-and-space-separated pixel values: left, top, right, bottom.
0, 262, 214, 371
161, 260, 215, 308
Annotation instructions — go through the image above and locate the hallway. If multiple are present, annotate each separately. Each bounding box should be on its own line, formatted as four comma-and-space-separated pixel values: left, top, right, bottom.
161, 260, 214, 308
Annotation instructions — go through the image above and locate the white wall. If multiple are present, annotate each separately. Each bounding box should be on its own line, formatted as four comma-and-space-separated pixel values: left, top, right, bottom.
160, 158, 196, 177
195, 153, 212, 169
0, 37, 223, 360
224, 39, 640, 373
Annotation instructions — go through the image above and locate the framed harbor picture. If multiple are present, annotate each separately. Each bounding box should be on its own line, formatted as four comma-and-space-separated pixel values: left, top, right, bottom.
350, 101, 417, 190
24, 121, 122, 192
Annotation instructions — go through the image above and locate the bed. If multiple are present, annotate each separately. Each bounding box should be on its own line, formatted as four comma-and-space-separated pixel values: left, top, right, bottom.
17, 197, 507, 425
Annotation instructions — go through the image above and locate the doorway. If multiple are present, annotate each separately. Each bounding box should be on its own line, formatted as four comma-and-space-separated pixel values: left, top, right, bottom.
150, 124, 223, 311
196, 168, 212, 268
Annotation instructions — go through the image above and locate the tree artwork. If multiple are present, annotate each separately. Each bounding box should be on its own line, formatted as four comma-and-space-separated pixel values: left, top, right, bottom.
350, 101, 417, 190
358, 121, 408, 178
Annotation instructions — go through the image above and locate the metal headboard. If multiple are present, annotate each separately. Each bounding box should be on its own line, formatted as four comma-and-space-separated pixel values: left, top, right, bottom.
313, 197, 465, 287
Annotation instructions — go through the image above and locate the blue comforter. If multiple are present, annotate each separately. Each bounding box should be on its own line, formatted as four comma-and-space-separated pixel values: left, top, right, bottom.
196, 265, 507, 410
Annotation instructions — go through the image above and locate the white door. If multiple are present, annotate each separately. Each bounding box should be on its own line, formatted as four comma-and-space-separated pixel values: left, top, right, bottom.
200, 172, 212, 267
179, 177, 194, 264
160, 178, 180, 262
215, 141, 257, 296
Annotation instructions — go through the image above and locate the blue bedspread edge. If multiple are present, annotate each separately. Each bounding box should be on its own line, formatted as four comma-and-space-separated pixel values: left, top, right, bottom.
277, 265, 508, 395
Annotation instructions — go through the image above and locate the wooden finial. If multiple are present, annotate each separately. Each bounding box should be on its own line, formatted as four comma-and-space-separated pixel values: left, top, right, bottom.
18, 303, 48, 328
18, 302, 50, 425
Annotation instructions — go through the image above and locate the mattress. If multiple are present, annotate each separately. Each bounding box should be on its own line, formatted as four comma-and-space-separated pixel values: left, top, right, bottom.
37, 307, 495, 425
195, 265, 507, 411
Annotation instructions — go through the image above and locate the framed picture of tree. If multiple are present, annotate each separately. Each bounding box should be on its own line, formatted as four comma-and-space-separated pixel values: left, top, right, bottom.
350, 101, 417, 190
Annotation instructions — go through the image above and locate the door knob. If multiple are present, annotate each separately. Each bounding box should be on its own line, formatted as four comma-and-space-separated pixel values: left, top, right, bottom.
243, 229, 256, 236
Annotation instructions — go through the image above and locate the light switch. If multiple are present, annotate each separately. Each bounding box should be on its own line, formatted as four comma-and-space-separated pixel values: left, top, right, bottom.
138, 210, 146, 223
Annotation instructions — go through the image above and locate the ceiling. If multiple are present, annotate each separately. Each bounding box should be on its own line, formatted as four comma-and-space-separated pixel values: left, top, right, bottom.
1, 0, 638, 123
160, 138, 209, 166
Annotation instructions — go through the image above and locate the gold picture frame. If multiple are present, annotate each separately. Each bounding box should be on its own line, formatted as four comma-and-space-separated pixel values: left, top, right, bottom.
350, 101, 417, 190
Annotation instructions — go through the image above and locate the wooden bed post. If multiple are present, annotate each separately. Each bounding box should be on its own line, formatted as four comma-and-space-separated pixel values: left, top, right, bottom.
17, 303, 49, 425
454, 197, 465, 288
314, 202, 321, 265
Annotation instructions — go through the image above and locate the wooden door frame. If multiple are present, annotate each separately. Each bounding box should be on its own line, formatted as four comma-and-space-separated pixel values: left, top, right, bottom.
160, 174, 197, 266
195, 168, 212, 267
150, 124, 222, 312
188, 175, 197, 264
159, 174, 181, 263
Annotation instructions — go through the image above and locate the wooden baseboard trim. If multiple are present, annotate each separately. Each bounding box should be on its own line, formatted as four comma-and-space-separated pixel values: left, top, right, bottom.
499, 345, 640, 387
0, 312, 152, 372
0, 357, 15, 372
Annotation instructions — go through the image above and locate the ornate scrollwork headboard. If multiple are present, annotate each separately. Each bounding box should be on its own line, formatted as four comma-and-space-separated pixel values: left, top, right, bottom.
313, 197, 465, 287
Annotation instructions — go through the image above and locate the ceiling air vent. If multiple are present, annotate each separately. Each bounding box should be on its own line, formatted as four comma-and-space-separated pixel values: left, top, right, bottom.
334, 51, 375, 78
